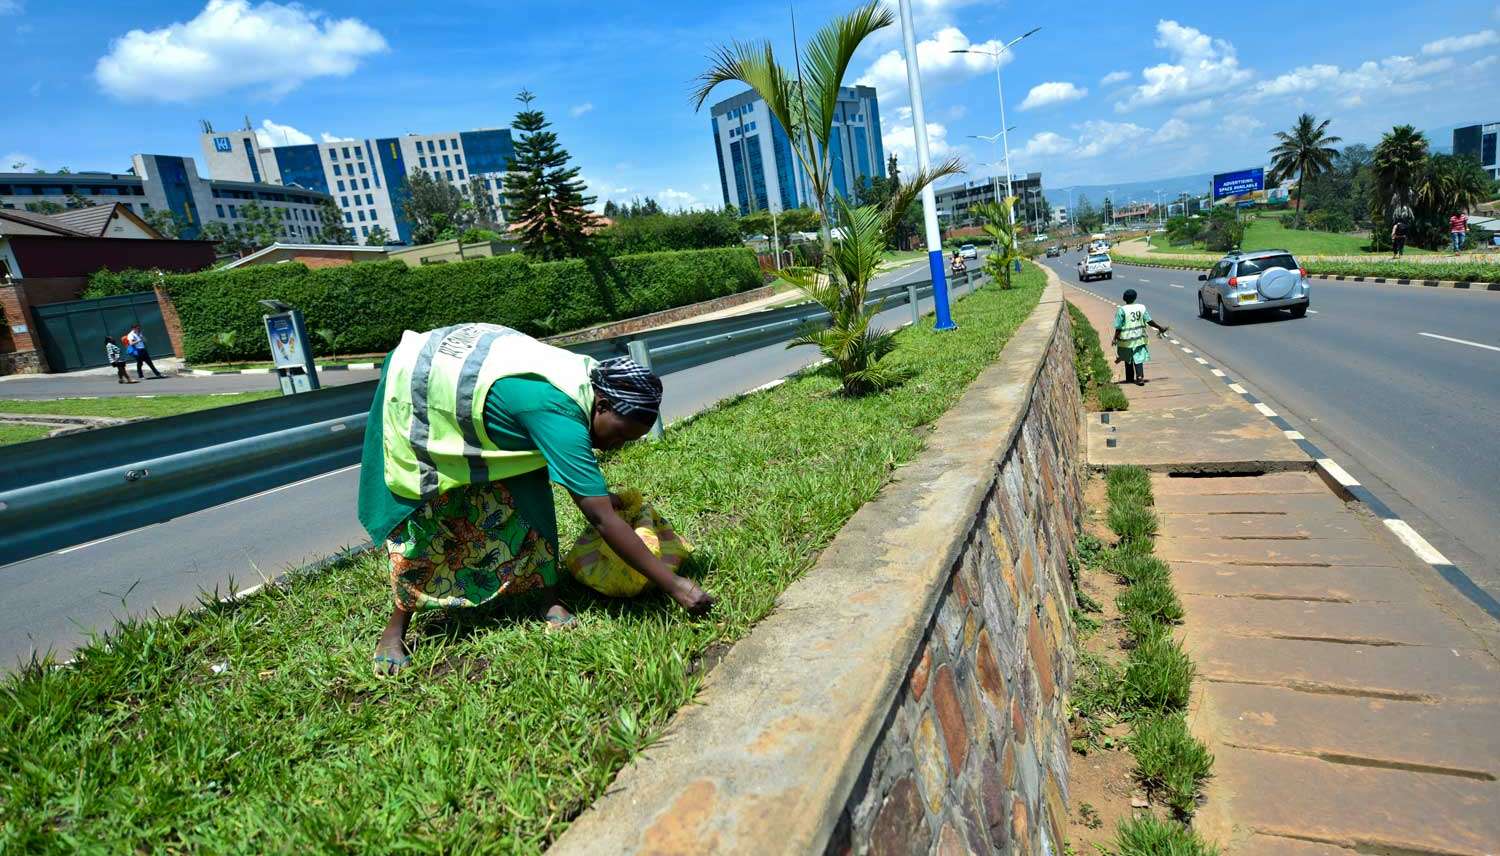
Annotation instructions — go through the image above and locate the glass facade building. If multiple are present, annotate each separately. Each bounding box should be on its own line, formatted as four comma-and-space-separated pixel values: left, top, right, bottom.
709, 85, 884, 214
1453, 122, 1500, 180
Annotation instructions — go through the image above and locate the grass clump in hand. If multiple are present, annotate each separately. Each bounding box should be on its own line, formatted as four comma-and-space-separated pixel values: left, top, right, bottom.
1114, 815, 1220, 856
1130, 713, 1215, 816
1124, 625, 1195, 711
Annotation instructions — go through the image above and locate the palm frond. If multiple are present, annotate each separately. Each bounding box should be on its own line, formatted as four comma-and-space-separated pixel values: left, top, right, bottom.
800, 1, 895, 147
883, 156, 965, 227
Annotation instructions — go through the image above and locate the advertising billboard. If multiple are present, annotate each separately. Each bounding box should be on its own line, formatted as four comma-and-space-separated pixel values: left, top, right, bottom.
1212, 168, 1266, 206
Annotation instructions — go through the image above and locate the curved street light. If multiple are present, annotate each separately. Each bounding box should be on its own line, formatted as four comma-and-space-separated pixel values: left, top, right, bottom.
951, 27, 1041, 248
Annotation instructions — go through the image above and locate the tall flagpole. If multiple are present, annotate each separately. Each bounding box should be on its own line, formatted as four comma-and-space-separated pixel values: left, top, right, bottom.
898, 0, 954, 331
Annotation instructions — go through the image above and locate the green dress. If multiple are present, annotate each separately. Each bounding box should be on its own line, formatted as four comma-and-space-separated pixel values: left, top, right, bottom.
358, 364, 609, 610
1114, 304, 1152, 366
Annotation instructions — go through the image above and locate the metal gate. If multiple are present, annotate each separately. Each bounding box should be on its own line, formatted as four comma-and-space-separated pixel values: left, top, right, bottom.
32, 291, 175, 372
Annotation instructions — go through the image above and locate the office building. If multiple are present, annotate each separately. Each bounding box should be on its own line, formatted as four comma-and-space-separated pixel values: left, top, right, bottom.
1051, 206, 1069, 226
0, 155, 333, 243
709, 86, 884, 214
1453, 122, 1499, 180
934, 172, 1045, 230
201, 121, 515, 244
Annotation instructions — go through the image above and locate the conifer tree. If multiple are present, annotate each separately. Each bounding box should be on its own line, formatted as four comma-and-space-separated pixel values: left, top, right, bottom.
502, 89, 597, 260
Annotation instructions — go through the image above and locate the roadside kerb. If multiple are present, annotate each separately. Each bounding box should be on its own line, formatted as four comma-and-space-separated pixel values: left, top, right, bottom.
1065, 283, 1500, 623
1109, 256, 1500, 291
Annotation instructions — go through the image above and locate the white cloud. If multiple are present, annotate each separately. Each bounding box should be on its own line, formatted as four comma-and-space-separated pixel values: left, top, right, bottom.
321, 132, 353, 142
255, 119, 313, 146
858, 26, 1011, 109
1019, 81, 1088, 111
1152, 118, 1191, 143
657, 188, 711, 211
0, 0, 22, 14
1100, 70, 1130, 85
1116, 20, 1252, 112
882, 105, 952, 169
1173, 99, 1215, 117
1019, 132, 1074, 157
1252, 54, 1453, 106
570, 102, 594, 118
1218, 116, 1263, 138
1475, 54, 1499, 70
95, 0, 388, 102
1421, 29, 1498, 55
1073, 121, 1150, 157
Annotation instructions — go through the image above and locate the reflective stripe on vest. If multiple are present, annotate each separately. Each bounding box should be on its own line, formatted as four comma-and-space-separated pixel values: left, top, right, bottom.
1119, 305, 1148, 347
381, 324, 597, 500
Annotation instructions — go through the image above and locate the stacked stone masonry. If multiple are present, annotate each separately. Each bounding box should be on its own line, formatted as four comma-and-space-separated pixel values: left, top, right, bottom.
832, 310, 1083, 856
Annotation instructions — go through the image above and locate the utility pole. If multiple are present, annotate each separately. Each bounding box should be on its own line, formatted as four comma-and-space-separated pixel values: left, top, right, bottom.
898, 0, 954, 331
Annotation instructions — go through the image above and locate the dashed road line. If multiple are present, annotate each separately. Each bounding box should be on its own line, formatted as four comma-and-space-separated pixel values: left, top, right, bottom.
1210, 368, 1226, 377
1419, 332, 1499, 353
1167, 283, 1184, 288
1194, 357, 1208, 365
1228, 382, 1247, 394
1253, 402, 1277, 417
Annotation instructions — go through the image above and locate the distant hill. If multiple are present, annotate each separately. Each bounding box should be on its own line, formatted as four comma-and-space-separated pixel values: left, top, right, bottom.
1044, 173, 1217, 209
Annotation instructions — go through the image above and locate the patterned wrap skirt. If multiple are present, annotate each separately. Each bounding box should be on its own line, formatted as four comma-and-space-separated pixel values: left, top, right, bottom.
385, 481, 557, 611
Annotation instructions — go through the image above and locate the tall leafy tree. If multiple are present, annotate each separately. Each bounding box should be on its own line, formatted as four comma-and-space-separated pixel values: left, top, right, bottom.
141, 208, 184, 238
1073, 195, 1099, 232
466, 175, 502, 231
1372, 125, 1429, 224
1267, 113, 1342, 228
315, 198, 354, 244
365, 225, 390, 247
237, 201, 284, 250
502, 89, 597, 260
398, 169, 467, 245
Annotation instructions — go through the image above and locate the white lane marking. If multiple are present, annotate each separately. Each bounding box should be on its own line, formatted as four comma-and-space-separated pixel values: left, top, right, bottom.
1210, 369, 1226, 377
1228, 383, 1247, 394
1138, 278, 1151, 283
1169, 339, 1181, 345
1418, 332, 1500, 353
1284, 430, 1305, 440
1253, 402, 1277, 417
1317, 458, 1361, 488
1168, 283, 1185, 288
1194, 357, 1208, 365
1383, 519, 1452, 565
55, 530, 137, 555
217, 463, 361, 510
1180, 347, 1195, 354
234, 582, 265, 599
1306, 309, 1319, 314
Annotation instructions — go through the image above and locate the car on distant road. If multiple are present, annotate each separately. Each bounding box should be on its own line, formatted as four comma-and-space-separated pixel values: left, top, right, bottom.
1077, 252, 1113, 282
1045, 245, 1062, 257
1197, 249, 1310, 324
959, 244, 978, 259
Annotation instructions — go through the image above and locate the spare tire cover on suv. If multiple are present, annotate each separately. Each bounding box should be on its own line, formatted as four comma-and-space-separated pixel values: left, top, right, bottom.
1257, 266, 1298, 299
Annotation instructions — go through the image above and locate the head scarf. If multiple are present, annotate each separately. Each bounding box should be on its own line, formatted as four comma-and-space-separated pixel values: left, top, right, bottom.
590, 356, 663, 424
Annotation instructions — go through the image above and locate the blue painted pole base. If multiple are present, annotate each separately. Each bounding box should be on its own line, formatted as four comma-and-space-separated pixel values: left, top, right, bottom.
928, 250, 956, 331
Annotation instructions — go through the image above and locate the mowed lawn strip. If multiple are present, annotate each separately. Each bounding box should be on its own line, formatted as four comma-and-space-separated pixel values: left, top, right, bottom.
0, 267, 1046, 854
1146, 218, 1436, 257
0, 423, 53, 445
0, 391, 281, 420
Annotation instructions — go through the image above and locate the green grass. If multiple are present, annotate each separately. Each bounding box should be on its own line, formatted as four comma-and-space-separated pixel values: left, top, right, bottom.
1130, 714, 1215, 816
1148, 219, 1437, 257
189, 358, 380, 372
1066, 302, 1128, 412
1123, 628, 1195, 711
0, 265, 1048, 854
1113, 815, 1220, 855
0, 423, 54, 446
1108, 504, 1159, 544
880, 249, 927, 266
1118, 250, 1499, 283
1117, 577, 1183, 625
0, 391, 280, 420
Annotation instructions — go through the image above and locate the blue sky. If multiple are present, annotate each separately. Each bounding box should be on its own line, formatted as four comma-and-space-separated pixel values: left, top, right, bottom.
4, 0, 1498, 209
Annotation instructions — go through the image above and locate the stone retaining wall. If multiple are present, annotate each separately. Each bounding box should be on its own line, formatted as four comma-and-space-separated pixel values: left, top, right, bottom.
554, 279, 1084, 855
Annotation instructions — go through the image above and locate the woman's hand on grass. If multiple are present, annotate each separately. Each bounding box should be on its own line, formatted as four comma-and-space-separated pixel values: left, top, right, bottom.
669, 576, 715, 616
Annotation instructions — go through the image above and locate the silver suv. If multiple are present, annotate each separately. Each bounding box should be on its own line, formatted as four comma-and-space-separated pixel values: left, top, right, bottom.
1196, 249, 1310, 324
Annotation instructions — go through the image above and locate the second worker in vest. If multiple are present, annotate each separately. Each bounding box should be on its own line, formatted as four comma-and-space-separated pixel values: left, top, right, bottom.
358, 324, 715, 675
1111, 288, 1170, 386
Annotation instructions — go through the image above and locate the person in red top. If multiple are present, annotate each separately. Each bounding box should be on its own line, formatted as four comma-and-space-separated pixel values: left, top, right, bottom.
1450, 212, 1469, 253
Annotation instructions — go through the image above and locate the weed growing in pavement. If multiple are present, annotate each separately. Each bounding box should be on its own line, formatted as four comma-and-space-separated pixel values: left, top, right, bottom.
1117, 576, 1184, 625
1124, 625, 1195, 711
1109, 503, 1160, 544
1130, 714, 1215, 816
0, 262, 1049, 854
1110, 552, 1173, 586
1070, 649, 1126, 753
1067, 301, 1129, 411
1113, 815, 1221, 856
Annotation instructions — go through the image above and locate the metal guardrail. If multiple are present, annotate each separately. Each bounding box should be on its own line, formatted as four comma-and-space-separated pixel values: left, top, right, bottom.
0, 273, 976, 563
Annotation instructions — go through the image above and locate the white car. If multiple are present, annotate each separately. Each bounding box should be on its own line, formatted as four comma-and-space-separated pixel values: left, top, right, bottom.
1077, 253, 1113, 282
959, 244, 978, 259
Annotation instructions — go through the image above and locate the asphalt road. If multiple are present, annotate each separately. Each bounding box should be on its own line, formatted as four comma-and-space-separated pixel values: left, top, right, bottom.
1045, 252, 1500, 599
0, 256, 955, 667
0, 364, 379, 398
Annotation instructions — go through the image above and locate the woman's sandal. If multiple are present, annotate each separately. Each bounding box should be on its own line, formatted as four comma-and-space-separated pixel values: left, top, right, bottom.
372, 653, 411, 676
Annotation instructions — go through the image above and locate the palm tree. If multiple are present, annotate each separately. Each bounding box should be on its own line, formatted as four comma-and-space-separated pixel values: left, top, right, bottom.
1267, 113, 1342, 229
691, 2, 892, 246
785, 164, 961, 395
974, 198, 1021, 289
1372, 125, 1429, 224
1419, 154, 1491, 216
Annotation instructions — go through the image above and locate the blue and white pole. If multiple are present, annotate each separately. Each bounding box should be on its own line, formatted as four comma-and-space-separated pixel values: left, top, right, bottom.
897, 0, 954, 331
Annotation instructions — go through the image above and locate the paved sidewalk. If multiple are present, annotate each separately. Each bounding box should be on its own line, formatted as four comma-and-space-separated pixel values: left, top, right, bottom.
1067, 282, 1500, 855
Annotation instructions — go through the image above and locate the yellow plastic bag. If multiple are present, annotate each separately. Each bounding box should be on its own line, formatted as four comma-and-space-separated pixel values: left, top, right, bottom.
564, 488, 692, 597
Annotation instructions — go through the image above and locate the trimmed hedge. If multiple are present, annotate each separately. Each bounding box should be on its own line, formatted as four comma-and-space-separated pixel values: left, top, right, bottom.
86, 248, 763, 363
1113, 252, 1500, 284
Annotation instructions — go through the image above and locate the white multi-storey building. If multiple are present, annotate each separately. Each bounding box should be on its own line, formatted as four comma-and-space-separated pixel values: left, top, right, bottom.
200, 121, 516, 244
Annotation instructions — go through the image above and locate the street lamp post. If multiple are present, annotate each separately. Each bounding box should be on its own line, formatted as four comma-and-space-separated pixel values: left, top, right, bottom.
952, 27, 1040, 251
897, 0, 955, 331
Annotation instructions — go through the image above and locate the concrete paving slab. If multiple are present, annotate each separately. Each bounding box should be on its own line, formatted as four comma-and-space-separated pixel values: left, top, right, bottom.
1154, 492, 1354, 514
1152, 472, 1328, 496
1172, 562, 1434, 603
1088, 405, 1309, 472
1162, 511, 1369, 539
1201, 682, 1500, 778
1186, 635, 1500, 702
1201, 746, 1500, 855
1158, 535, 1402, 567
1231, 834, 1358, 856
1182, 594, 1481, 648
1124, 391, 1228, 411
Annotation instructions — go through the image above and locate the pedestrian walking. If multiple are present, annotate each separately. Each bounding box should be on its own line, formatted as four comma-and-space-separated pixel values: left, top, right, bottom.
1111, 288, 1170, 386
105, 337, 136, 384
1450, 211, 1468, 253
1391, 219, 1408, 258
125, 323, 165, 379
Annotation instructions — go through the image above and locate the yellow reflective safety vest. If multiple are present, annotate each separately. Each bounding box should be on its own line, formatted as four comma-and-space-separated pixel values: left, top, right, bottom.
381, 324, 597, 500
1117, 304, 1149, 348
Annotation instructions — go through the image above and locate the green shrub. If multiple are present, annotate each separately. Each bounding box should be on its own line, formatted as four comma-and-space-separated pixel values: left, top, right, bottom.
1097, 383, 1130, 411
1066, 302, 1129, 412
1114, 815, 1219, 855
1125, 628, 1195, 711
99, 247, 762, 363
83, 268, 172, 298
1109, 504, 1160, 544
1110, 551, 1172, 586
594, 210, 742, 256
1106, 465, 1152, 498
1130, 713, 1215, 816
1118, 576, 1184, 625
1112, 253, 1500, 283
